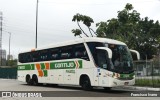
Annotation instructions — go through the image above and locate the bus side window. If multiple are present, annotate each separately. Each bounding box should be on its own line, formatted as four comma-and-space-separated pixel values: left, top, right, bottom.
52, 54, 59, 59
60, 46, 73, 59
26, 53, 32, 63
31, 52, 37, 62
61, 53, 70, 59
50, 48, 58, 60
39, 50, 46, 61
19, 54, 22, 63
75, 43, 89, 61
75, 51, 83, 57
23, 53, 27, 63
19, 53, 24, 63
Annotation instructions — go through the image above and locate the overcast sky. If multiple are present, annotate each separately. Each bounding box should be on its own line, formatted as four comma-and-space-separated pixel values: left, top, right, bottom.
0, 0, 160, 58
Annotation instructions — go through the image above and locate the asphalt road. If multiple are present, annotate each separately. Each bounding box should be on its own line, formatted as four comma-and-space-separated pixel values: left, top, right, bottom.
0, 79, 159, 100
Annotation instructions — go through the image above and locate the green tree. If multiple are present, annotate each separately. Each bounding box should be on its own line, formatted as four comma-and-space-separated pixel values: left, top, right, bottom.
6, 59, 17, 67
96, 3, 160, 59
137, 17, 160, 59
71, 3, 160, 60
71, 29, 82, 38
72, 13, 96, 37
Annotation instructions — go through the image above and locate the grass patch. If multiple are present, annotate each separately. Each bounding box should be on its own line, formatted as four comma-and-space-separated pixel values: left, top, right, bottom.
135, 79, 160, 87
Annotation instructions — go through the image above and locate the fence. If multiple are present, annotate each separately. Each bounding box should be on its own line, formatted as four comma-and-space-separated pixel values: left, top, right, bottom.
134, 60, 160, 87
0, 67, 17, 79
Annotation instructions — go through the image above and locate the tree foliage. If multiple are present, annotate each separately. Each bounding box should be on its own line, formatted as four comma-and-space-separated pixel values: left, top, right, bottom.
72, 13, 96, 37
96, 3, 160, 59
71, 29, 82, 38
6, 59, 17, 67
71, 3, 160, 60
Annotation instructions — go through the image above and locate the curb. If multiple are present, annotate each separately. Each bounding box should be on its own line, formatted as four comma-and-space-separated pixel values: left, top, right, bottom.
123, 86, 160, 91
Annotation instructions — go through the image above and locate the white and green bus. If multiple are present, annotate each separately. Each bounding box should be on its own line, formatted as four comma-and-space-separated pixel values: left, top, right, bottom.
18, 37, 140, 90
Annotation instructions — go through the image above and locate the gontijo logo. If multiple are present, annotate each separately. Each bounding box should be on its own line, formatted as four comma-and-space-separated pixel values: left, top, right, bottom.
50, 60, 82, 69
55, 62, 74, 68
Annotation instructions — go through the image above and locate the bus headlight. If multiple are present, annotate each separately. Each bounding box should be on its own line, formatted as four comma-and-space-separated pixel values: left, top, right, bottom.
113, 73, 120, 78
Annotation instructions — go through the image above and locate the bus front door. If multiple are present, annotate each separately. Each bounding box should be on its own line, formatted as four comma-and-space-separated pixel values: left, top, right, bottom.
96, 49, 109, 86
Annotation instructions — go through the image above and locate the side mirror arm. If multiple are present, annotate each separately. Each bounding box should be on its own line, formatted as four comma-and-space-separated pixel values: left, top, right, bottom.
130, 49, 140, 60
96, 47, 112, 58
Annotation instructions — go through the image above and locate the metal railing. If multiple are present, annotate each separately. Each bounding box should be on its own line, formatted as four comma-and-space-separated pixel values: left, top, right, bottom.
134, 60, 160, 87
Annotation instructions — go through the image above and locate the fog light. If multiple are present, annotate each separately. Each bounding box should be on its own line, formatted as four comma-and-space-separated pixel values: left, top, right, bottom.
124, 82, 129, 85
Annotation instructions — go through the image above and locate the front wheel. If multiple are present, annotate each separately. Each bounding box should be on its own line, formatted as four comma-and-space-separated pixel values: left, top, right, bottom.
81, 77, 92, 91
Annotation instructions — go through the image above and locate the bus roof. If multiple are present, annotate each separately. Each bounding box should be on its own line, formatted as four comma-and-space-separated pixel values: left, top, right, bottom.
20, 37, 126, 53
83, 37, 126, 45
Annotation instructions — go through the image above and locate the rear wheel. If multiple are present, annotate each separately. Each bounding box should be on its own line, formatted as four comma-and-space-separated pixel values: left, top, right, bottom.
26, 75, 31, 85
32, 75, 38, 86
81, 77, 92, 91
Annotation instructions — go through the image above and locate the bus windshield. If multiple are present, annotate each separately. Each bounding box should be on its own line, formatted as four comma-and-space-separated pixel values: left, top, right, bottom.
87, 42, 134, 74
107, 44, 134, 74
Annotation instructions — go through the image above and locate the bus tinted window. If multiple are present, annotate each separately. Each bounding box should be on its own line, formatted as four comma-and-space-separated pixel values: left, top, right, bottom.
50, 48, 59, 60
18, 43, 90, 63
39, 50, 50, 61
19, 53, 24, 63
75, 44, 89, 60
32, 51, 39, 62
19, 52, 32, 63
60, 46, 73, 59
87, 42, 104, 64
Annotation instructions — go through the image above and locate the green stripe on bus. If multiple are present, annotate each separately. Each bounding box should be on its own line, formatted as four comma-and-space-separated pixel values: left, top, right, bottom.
40, 63, 45, 70
78, 60, 82, 68
18, 64, 34, 70
120, 73, 134, 78
31, 64, 35, 70
43, 70, 48, 77
18, 60, 83, 70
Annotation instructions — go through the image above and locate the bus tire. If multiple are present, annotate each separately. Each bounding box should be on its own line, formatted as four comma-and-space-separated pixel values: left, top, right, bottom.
32, 75, 38, 86
81, 76, 92, 91
26, 75, 31, 85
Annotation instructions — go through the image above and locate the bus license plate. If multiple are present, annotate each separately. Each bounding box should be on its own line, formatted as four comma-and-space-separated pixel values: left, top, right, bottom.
124, 82, 129, 85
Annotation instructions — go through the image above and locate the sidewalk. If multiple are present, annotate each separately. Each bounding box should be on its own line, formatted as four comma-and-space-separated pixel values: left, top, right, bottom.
122, 86, 160, 91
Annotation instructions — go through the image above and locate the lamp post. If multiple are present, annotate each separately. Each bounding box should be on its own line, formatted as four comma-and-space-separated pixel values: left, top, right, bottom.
35, 0, 39, 48
8, 32, 11, 60
0, 11, 2, 66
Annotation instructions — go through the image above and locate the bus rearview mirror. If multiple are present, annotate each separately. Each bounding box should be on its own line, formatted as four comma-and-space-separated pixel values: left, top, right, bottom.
130, 49, 140, 60
96, 47, 112, 58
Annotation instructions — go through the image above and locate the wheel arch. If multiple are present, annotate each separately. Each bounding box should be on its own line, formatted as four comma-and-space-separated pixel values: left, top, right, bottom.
79, 74, 91, 86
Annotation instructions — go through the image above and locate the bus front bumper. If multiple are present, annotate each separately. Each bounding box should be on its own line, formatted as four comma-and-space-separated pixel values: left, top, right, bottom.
109, 77, 135, 87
